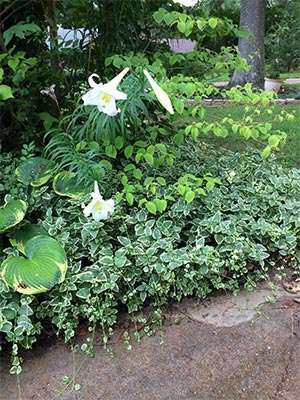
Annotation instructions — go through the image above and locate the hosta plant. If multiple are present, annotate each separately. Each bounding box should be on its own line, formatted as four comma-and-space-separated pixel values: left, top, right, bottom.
1, 233, 67, 295
0, 198, 27, 233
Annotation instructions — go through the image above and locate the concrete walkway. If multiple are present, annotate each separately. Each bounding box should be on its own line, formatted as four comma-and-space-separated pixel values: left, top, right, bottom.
213, 77, 300, 88
1, 280, 300, 400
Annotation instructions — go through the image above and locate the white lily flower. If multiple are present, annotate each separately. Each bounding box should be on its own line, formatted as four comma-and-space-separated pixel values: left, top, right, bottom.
82, 68, 129, 116
82, 182, 114, 221
143, 69, 174, 114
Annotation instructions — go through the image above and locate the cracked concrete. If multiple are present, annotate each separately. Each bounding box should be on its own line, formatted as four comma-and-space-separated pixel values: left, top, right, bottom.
0, 281, 300, 400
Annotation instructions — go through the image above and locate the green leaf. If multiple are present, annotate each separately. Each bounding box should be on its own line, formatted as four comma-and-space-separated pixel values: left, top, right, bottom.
3, 23, 41, 46
0, 321, 13, 333
177, 20, 187, 34
124, 145, 133, 159
156, 177, 166, 186
105, 144, 117, 159
208, 17, 218, 29
8, 58, 19, 71
268, 134, 281, 148
76, 287, 90, 299
16, 157, 55, 187
133, 168, 142, 180
153, 8, 167, 24
38, 112, 58, 131
173, 99, 185, 114
9, 223, 47, 253
1, 235, 67, 294
0, 199, 27, 233
146, 201, 157, 215
126, 192, 134, 205
115, 136, 124, 150
185, 190, 195, 203
53, 172, 86, 200
144, 153, 154, 166
0, 85, 13, 100
196, 18, 207, 31
262, 145, 272, 159
154, 198, 167, 213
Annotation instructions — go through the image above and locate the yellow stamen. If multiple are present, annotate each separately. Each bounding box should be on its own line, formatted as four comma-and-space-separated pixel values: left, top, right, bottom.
100, 93, 112, 105
94, 200, 104, 212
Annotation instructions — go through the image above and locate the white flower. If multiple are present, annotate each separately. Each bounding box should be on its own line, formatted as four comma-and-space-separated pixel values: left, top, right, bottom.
173, 0, 198, 7
82, 182, 114, 221
143, 69, 174, 114
82, 68, 129, 116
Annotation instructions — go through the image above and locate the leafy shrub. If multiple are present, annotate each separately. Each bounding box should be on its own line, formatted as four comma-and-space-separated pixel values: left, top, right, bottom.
0, 145, 299, 373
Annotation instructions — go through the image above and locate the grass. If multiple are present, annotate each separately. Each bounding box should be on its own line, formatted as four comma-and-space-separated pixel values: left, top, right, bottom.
204, 104, 300, 168
280, 71, 300, 79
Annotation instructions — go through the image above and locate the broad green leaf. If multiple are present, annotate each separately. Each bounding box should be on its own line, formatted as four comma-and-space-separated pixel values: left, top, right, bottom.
3, 23, 41, 46
10, 223, 47, 253
185, 190, 195, 203
16, 157, 55, 187
262, 145, 271, 159
53, 171, 86, 200
124, 145, 133, 159
144, 153, 154, 165
1, 235, 67, 294
8, 58, 19, 71
196, 18, 207, 31
268, 134, 281, 148
208, 17, 218, 29
153, 8, 167, 24
154, 198, 167, 213
146, 201, 157, 215
115, 136, 124, 150
105, 144, 117, 159
0, 199, 27, 233
126, 192, 134, 205
0, 85, 13, 100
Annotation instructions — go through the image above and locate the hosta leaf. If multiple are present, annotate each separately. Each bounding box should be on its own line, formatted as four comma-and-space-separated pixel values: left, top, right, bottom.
9, 223, 47, 253
0, 199, 27, 233
53, 171, 86, 199
16, 157, 55, 187
1, 235, 68, 294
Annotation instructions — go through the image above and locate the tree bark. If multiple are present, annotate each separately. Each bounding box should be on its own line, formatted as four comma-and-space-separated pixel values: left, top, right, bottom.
230, 0, 266, 89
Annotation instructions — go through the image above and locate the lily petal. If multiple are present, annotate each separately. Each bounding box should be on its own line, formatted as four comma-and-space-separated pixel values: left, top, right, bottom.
93, 181, 101, 198
101, 85, 127, 100
83, 198, 97, 217
82, 86, 104, 106
88, 73, 101, 88
108, 67, 129, 89
99, 97, 119, 116
143, 69, 174, 114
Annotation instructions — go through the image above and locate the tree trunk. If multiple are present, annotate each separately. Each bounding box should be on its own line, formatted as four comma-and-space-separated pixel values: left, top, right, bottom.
44, 0, 59, 73
230, 0, 266, 89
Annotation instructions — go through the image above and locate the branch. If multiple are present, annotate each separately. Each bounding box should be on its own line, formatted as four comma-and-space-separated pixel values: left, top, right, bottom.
1, 0, 34, 26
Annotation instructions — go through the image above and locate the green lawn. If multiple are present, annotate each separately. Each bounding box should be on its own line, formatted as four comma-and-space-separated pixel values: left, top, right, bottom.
204, 104, 300, 168
280, 71, 300, 79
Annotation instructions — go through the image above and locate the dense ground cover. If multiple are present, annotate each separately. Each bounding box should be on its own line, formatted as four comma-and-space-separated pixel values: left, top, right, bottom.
1, 141, 300, 373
